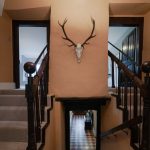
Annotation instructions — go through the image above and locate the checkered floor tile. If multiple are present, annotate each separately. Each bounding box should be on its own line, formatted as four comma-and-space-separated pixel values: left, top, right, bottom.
70, 115, 96, 150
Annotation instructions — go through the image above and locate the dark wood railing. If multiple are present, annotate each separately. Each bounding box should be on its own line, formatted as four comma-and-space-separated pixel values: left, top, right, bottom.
108, 41, 141, 88
24, 45, 51, 150
108, 41, 140, 67
108, 50, 150, 150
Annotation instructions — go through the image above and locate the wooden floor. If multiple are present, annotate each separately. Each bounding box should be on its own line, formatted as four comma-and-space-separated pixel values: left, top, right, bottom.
70, 115, 96, 150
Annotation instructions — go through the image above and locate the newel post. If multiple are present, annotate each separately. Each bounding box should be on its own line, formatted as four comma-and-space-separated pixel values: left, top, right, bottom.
141, 61, 150, 150
24, 62, 37, 150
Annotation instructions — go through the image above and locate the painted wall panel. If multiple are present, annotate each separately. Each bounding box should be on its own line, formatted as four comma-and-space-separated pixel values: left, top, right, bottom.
49, 0, 109, 97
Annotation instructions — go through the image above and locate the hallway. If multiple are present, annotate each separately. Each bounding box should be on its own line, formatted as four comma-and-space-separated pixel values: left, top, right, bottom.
70, 114, 96, 150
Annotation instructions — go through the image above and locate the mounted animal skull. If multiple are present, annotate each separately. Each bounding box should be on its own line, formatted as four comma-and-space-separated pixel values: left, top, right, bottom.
58, 18, 96, 63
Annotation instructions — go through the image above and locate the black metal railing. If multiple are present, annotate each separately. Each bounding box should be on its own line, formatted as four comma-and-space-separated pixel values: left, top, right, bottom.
108, 50, 150, 150
24, 45, 50, 150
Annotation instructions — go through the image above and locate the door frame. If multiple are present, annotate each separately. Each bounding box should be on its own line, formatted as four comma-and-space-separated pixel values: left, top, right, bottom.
65, 107, 101, 150
109, 17, 144, 77
12, 20, 50, 88
64, 103, 101, 150
57, 97, 110, 150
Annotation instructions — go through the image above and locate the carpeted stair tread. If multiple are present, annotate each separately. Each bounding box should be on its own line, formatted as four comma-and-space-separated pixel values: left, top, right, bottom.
0, 141, 42, 150
0, 95, 26, 106
0, 89, 25, 95
0, 141, 27, 150
0, 106, 27, 121
0, 121, 27, 128
0, 121, 27, 142
0, 106, 26, 110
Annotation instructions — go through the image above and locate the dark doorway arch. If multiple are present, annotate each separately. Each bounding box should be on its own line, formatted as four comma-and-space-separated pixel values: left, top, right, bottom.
56, 97, 110, 150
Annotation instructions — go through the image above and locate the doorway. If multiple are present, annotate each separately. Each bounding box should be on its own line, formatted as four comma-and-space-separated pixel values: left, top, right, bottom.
12, 21, 50, 88
61, 98, 107, 150
70, 110, 96, 150
108, 17, 144, 87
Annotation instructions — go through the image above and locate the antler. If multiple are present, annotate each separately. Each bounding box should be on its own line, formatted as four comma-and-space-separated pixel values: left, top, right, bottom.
58, 19, 76, 47
81, 18, 96, 48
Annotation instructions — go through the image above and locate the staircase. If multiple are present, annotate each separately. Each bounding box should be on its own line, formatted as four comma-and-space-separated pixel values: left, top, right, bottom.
0, 89, 28, 150
101, 86, 143, 150
101, 129, 132, 150
103, 42, 150, 150
0, 89, 52, 150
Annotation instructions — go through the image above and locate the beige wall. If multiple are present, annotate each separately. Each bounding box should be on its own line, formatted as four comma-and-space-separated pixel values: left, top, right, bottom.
47, 1, 109, 149
49, 0, 109, 97
53, 102, 65, 150
44, 106, 55, 150
0, 11, 13, 82
44, 97, 66, 150
143, 10, 150, 62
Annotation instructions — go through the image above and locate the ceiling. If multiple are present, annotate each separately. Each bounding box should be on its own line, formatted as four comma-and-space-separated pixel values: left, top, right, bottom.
3, 1, 150, 20
109, 3, 150, 15
5, 7, 50, 20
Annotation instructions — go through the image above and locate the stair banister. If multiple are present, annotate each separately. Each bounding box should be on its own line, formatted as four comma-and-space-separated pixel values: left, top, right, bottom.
24, 62, 37, 150
141, 61, 150, 150
108, 41, 140, 67
24, 45, 49, 150
108, 49, 150, 149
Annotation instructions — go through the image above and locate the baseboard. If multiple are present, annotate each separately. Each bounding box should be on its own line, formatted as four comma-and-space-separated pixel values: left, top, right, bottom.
0, 82, 15, 89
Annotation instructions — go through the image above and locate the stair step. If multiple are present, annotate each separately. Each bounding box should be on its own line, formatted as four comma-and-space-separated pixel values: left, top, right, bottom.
0, 121, 27, 142
0, 89, 25, 95
0, 89, 50, 149
0, 142, 42, 150
0, 106, 27, 121
0, 142, 27, 150
0, 95, 26, 106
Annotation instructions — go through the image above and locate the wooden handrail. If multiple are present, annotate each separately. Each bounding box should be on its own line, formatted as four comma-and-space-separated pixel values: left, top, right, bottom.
108, 50, 145, 95
34, 45, 48, 65
108, 41, 140, 67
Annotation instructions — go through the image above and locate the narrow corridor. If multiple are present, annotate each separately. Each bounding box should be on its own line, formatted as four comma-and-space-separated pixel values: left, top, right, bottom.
70, 114, 96, 150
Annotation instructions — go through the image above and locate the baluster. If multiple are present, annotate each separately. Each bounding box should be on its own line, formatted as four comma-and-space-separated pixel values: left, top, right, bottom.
117, 67, 121, 108
130, 85, 139, 146
141, 61, 150, 150
34, 76, 41, 142
24, 62, 37, 150
133, 86, 138, 118
111, 59, 115, 88
40, 76, 45, 122
123, 76, 128, 122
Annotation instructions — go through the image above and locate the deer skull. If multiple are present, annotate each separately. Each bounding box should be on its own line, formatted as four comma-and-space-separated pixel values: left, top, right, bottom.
75, 43, 83, 63
58, 18, 96, 63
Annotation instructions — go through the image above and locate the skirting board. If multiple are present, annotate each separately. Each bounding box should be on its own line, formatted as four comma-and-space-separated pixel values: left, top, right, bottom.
0, 82, 15, 89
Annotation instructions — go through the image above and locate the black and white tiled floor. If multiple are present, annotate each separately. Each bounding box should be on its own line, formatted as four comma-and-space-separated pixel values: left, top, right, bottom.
70, 115, 96, 150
